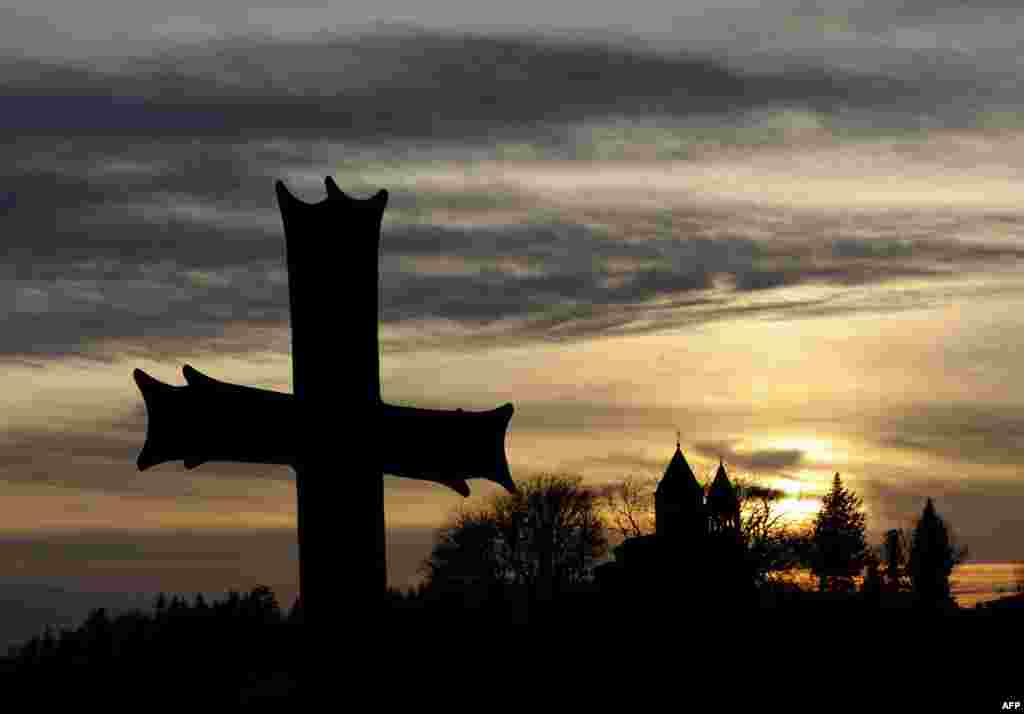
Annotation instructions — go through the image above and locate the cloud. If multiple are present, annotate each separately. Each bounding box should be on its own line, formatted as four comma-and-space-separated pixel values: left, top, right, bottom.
583, 451, 669, 475
379, 222, 717, 324
870, 404, 1024, 468
10, 161, 998, 362
693, 440, 806, 473
840, 0, 1024, 28
0, 148, 297, 360
1, 29, 939, 142
8, 196, 1013, 360
3, 30, 1023, 364
508, 400, 712, 435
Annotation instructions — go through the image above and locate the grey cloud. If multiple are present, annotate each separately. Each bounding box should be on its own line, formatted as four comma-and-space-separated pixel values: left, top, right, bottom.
2, 260, 291, 361
839, 0, 1024, 29
832, 238, 914, 260
735, 270, 791, 291
387, 189, 534, 222
1, 29, 940, 143
378, 222, 721, 326
3, 34, 1022, 362
376, 214, 1015, 337
828, 236, 1024, 265
5, 196, 1006, 361
871, 404, 1024, 468
693, 440, 806, 473
0, 140, 298, 360
738, 449, 806, 472
1, 145, 286, 279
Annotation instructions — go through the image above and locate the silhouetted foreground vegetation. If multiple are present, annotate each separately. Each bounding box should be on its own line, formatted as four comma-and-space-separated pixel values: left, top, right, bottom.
4, 578, 1024, 702
0, 474, 1016, 701
1, 586, 301, 702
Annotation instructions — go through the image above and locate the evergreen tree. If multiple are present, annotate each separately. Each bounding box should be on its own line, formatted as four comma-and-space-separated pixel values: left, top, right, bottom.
881, 528, 911, 591
194, 593, 209, 612
169, 595, 187, 616
243, 585, 281, 624
908, 498, 967, 608
862, 553, 882, 599
39, 626, 57, 660
810, 473, 869, 592
154, 592, 168, 618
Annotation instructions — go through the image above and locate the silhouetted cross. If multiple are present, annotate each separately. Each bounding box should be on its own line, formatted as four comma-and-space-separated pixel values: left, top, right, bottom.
131, 177, 516, 628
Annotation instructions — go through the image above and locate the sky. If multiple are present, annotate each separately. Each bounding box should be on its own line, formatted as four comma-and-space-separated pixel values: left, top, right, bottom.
3, 1, 1024, 634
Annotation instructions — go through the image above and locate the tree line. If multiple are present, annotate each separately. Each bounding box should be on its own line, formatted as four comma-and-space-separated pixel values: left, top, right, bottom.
0, 470, 980, 699
418, 472, 969, 609
2, 586, 296, 689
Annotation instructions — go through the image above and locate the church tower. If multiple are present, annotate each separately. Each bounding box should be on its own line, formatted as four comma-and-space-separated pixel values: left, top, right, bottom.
706, 459, 741, 535
655, 440, 706, 541
595, 442, 755, 604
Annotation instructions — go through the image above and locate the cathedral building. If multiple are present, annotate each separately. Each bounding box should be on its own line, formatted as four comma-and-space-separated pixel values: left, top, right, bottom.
594, 441, 746, 598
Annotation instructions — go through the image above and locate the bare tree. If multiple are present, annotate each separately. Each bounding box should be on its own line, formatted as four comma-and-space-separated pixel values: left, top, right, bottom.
596, 474, 657, 540
504, 475, 608, 591
734, 478, 811, 586
421, 474, 608, 600
419, 506, 506, 592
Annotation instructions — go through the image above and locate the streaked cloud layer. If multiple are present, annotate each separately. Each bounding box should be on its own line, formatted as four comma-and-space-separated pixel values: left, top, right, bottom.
3, 16, 1024, 601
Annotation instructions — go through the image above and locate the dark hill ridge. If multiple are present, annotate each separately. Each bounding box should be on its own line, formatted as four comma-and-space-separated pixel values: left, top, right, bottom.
0, 581, 151, 653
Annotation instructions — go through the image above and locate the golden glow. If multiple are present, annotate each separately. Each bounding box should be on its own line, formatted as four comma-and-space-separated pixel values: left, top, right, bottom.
771, 495, 821, 527
753, 436, 849, 467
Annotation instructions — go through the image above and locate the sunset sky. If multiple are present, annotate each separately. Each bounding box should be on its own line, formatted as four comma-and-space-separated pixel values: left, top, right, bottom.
3, 1, 1024, 632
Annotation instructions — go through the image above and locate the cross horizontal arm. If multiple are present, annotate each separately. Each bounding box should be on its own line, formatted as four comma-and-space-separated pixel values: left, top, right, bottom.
133, 365, 516, 496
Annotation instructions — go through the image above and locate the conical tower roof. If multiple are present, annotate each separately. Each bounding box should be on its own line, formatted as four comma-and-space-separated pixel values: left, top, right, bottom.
707, 459, 739, 516
656, 442, 703, 501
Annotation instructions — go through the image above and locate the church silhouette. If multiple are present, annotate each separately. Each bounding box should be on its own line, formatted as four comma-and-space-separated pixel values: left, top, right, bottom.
595, 441, 753, 604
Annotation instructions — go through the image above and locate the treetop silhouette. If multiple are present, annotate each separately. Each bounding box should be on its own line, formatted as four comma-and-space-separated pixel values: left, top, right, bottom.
909, 497, 967, 607
810, 473, 869, 592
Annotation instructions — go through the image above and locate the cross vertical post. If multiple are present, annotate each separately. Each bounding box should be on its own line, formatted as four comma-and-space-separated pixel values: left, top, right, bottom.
275, 177, 389, 629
